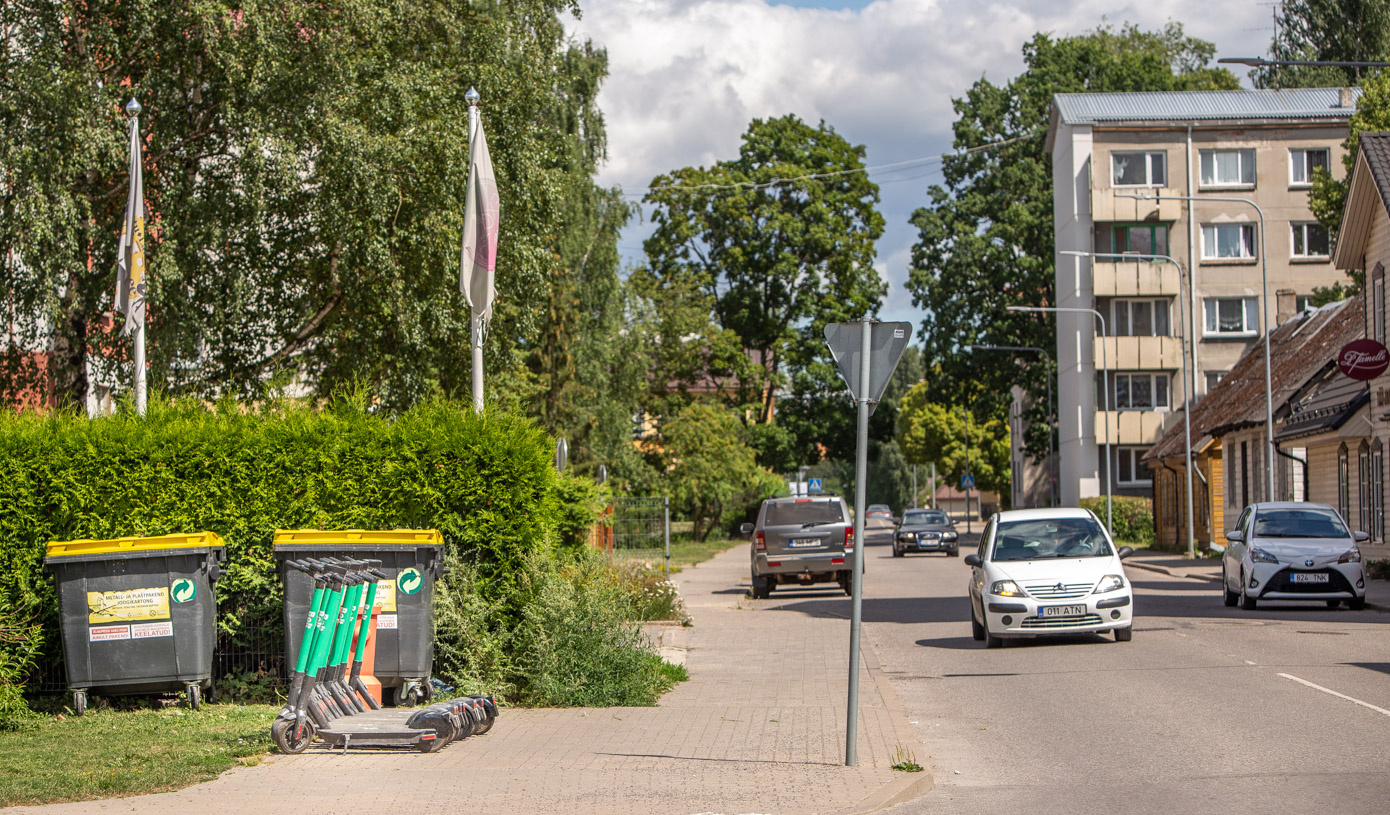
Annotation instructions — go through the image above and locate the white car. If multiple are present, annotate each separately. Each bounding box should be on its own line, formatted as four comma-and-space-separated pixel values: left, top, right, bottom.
1221, 502, 1368, 610
965, 508, 1135, 647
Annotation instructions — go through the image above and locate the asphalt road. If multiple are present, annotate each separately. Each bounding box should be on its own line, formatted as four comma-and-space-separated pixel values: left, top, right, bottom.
768, 541, 1390, 814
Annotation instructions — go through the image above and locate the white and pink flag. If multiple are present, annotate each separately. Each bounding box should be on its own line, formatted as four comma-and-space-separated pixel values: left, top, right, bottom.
460, 118, 500, 320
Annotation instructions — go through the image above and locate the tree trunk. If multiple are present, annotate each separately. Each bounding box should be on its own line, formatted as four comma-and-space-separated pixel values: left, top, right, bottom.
51, 296, 89, 411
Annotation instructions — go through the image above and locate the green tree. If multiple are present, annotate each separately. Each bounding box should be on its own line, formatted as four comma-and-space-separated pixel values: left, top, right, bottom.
898, 381, 1011, 498
0, 0, 618, 412
642, 115, 886, 423
905, 23, 1237, 457
1255, 0, 1390, 89
662, 402, 779, 541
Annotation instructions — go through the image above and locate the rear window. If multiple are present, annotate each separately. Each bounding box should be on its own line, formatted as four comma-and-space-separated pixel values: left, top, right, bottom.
765, 501, 844, 526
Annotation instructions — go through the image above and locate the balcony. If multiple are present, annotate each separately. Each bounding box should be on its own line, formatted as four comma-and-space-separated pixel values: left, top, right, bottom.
1092, 259, 1181, 297
1094, 336, 1183, 370
1092, 187, 1184, 222
1094, 410, 1167, 446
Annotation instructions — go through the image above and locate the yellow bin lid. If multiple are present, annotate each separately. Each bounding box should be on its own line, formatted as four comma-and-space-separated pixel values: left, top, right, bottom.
46, 531, 226, 559
273, 529, 443, 548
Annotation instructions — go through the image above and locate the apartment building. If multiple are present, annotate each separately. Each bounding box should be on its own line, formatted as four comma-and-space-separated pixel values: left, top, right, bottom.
1045, 88, 1355, 506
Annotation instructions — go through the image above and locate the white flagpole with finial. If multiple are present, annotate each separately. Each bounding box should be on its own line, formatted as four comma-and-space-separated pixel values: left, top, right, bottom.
461, 86, 499, 415
125, 98, 148, 416
466, 87, 483, 413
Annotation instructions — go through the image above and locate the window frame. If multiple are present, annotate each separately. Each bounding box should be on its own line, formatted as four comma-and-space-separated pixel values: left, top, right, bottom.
1116, 447, 1154, 486
1110, 371, 1171, 411
1339, 443, 1351, 525
1201, 222, 1258, 261
1199, 148, 1257, 188
1111, 298, 1171, 338
1289, 147, 1330, 187
1373, 263, 1385, 345
1111, 151, 1168, 188
1290, 221, 1330, 260
1203, 297, 1260, 337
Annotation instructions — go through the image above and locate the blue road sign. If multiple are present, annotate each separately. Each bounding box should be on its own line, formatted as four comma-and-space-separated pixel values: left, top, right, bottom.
960, 474, 975, 490
808, 478, 823, 493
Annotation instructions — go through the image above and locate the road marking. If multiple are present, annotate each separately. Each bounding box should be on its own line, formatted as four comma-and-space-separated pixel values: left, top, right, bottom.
1279, 673, 1390, 718
1245, 660, 1257, 665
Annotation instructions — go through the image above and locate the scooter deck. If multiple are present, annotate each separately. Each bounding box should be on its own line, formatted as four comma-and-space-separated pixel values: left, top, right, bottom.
317, 709, 435, 747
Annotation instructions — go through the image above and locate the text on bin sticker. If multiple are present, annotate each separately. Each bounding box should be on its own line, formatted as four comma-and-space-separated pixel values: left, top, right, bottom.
89, 625, 131, 642
86, 587, 170, 624
376, 614, 398, 630
131, 621, 174, 639
375, 580, 397, 613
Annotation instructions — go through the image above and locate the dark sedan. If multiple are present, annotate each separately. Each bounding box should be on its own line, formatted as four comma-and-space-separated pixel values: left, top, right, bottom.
893, 509, 960, 557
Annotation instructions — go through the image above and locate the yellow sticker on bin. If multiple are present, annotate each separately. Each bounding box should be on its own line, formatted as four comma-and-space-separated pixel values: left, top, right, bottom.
87, 587, 171, 623
376, 580, 397, 613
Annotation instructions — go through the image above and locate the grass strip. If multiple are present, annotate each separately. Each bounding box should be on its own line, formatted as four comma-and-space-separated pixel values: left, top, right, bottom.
0, 704, 276, 806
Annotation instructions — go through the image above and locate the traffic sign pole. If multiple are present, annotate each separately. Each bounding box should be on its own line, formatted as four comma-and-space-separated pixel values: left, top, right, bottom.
845, 318, 870, 767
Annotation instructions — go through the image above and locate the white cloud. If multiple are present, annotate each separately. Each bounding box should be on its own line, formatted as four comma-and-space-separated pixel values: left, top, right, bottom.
570, 0, 1274, 321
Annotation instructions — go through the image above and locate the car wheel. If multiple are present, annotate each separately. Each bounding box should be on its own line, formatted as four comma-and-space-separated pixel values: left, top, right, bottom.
1239, 571, 1257, 610
970, 605, 985, 641
982, 614, 1003, 649
1222, 567, 1238, 607
1114, 626, 1133, 642
750, 574, 770, 599
838, 573, 853, 596
892, 545, 904, 558
1326, 599, 1341, 609
1349, 597, 1367, 610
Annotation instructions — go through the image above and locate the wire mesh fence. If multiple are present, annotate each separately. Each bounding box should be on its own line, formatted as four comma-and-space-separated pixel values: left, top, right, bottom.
602, 496, 670, 570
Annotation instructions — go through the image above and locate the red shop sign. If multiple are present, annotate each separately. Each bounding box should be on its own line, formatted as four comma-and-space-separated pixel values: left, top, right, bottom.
1338, 338, 1390, 381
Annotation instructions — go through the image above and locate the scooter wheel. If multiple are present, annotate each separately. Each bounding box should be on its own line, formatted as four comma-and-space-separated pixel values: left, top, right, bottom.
272, 718, 316, 754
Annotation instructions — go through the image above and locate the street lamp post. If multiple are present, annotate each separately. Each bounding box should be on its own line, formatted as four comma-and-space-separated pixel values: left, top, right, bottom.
1061, 250, 1197, 558
1009, 305, 1112, 533
967, 344, 1055, 508
1117, 192, 1275, 503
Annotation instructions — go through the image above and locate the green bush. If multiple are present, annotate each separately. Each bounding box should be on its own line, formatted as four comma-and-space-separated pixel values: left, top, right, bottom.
1081, 496, 1155, 545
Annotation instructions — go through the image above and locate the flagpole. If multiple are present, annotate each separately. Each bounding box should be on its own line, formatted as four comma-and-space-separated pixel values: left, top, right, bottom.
466, 87, 484, 414
126, 99, 147, 417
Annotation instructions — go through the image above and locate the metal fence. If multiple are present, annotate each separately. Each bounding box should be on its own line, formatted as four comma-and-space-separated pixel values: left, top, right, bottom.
605, 496, 670, 571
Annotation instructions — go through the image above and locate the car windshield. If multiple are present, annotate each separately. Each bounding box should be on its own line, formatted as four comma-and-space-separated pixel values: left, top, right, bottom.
1252, 508, 1350, 539
766, 501, 843, 526
903, 511, 949, 525
990, 517, 1114, 560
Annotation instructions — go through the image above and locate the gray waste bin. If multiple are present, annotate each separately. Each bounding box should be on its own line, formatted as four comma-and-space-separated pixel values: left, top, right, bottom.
44, 532, 226, 715
273, 529, 444, 706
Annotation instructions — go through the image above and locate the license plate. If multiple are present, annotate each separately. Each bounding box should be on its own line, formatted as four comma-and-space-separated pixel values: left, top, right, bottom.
1292, 572, 1330, 583
789, 539, 821, 548
1040, 605, 1087, 617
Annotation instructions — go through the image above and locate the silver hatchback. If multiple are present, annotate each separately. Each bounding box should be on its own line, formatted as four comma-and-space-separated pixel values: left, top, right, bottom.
741, 495, 854, 599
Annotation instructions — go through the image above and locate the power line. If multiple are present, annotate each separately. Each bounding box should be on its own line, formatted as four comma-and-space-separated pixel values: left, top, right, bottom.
615, 129, 1041, 198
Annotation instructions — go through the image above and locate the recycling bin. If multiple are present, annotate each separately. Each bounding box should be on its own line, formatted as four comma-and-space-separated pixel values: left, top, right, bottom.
273, 529, 444, 706
44, 532, 226, 715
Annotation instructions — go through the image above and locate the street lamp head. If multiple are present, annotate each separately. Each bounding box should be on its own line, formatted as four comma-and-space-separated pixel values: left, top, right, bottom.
1217, 57, 1266, 67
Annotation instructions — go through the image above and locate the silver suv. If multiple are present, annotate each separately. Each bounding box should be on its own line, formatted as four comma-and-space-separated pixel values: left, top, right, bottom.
740, 494, 854, 599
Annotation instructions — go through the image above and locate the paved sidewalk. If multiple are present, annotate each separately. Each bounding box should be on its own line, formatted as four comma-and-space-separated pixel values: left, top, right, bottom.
14, 545, 930, 815
1125, 551, 1390, 608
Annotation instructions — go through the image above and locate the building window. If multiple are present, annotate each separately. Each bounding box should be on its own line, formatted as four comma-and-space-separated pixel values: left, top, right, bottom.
1339, 443, 1351, 524
1112, 299, 1171, 337
1200, 148, 1256, 187
1097, 223, 1170, 257
1296, 294, 1315, 313
1291, 222, 1330, 259
1374, 441, 1385, 541
1374, 264, 1385, 345
1116, 448, 1153, 486
1111, 372, 1170, 410
1289, 147, 1330, 186
1112, 151, 1167, 187
1201, 223, 1257, 260
1205, 370, 1228, 393
1204, 297, 1260, 336
1242, 441, 1251, 509
1360, 442, 1372, 535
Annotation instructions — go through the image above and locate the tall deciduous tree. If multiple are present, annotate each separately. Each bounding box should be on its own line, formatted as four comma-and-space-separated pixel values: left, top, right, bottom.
905, 23, 1237, 455
897, 381, 1011, 497
662, 402, 780, 541
641, 115, 886, 423
1255, 0, 1390, 89
0, 0, 618, 412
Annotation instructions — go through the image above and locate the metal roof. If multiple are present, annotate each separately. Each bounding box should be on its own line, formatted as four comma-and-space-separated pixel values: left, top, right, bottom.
1053, 88, 1358, 126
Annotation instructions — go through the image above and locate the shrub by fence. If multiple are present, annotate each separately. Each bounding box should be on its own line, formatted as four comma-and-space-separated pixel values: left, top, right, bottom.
1081, 495, 1155, 546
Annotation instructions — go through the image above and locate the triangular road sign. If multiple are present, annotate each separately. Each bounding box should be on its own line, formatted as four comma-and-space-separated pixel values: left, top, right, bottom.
823, 321, 913, 414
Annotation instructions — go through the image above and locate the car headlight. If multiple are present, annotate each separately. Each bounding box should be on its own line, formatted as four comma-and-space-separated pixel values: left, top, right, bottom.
1250, 547, 1280, 564
942, 531, 958, 541
898, 531, 916, 540
1339, 548, 1362, 563
1092, 574, 1125, 594
990, 580, 1025, 597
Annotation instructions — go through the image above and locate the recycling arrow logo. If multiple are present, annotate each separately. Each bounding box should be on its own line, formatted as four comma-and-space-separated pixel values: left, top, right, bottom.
397, 568, 423, 595
171, 578, 197, 603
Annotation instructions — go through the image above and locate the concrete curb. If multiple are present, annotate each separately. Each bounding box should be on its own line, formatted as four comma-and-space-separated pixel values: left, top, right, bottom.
1126, 560, 1220, 583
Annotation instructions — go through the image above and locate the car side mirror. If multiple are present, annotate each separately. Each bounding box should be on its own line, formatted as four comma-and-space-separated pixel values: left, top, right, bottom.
1354, 531, 1370, 542
963, 553, 981, 567
1117, 546, 1134, 560
739, 523, 754, 535
1226, 530, 1244, 542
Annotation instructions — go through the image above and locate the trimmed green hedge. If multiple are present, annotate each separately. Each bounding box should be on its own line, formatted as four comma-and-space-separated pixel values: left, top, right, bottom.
1081, 495, 1155, 545
0, 395, 565, 684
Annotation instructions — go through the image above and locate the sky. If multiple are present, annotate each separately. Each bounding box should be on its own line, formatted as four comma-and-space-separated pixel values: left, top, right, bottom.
565, 0, 1278, 324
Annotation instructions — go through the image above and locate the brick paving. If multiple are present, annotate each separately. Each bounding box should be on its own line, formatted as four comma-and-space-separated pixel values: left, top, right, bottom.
12, 545, 930, 815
